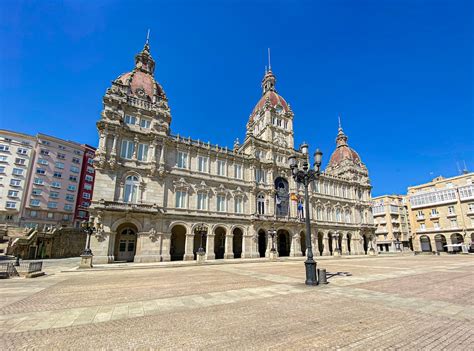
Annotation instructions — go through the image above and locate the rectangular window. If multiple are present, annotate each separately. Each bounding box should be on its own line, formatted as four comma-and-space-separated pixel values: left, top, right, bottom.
234, 164, 242, 179
198, 156, 208, 173
69, 175, 78, 182
217, 160, 226, 176
62, 214, 70, 221
87, 158, 94, 165
32, 188, 42, 196
175, 191, 187, 208
450, 219, 457, 227
47, 212, 54, 219
448, 206, 455, 214
137, 143, 149, 161
57, 153, 66, 160
420, 223, 426, 230
235, 197, 243, 213
7, 190, 19, 198
10, 179, 21, 186
124, 115, 137, 125
431, 208, 438, 216
58, 145, 66, 150
0, 166, 5, 174
83, 192, 91, 199
64, 204, 73, 211
49, 192, 59, 199
17, 148, 28, 155
78, 210, 87, 218
30, 210, 37, 217
40, 149, 50, 156
469, 203, 474, 212
51, 181, 61, 188
0, 155, 7, 162
87, 166, 94, 174
33, 178, 44, 185
55, 161, 65, 169
36, 168, 46, 175
0, 145, 10, 152
255, 168, 266, 183
38, 158, 48, 165
140, 118, 151, 128
72, 157, 81, 164
85, 175, 93, 182
197, 193, 207, 210
74, 150, 82, 156
12, 168, 23, 176
82, 201, 90, 207
30, 199, 40, 207
84, 183, 92, 191
15, 158, 26, 165
47, 202, 58, 209
66, 194, 74, 202
53, 171, 62, 178
217, 195, 226, 212
120, 140, 135, 159
433, 222, 440, 229
67, 184, 76, 191
177, 151, 188, 169
6, 201, 16, 209
70, 166, 80, 173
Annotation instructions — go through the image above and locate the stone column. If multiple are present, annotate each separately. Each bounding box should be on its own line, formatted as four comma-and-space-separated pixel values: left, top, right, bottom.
290, 234, 302, 257
90, 231, 115, 264
312, 234, 319, 256
205, 234, 215, 260
161, 233, 171, 261
134, 231, 162, 263
340, 235, 348, 255
323, 236, 331, 256
265, 232, 272, 258
429, 235, 437, 253
224, 234, 234, 259
184, 234, 194, 261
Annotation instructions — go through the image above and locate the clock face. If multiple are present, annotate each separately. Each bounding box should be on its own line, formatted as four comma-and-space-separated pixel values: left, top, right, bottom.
136, 87, 146, 97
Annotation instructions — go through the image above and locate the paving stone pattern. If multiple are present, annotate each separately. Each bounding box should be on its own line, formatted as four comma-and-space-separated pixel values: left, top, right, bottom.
0, 255, 472, 350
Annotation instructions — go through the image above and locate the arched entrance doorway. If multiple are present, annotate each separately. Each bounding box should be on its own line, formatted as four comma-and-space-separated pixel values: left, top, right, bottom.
170, 225, 186, 261
233, 228, 243, 259
115, 225, 138, 262
419, 235, 432, 252
450, 233, 464, 253
258, 229, 267, 257
277, 230, 290, 257
318, 232, 324, 255
434, 234, 447, 253
346, 232, 352, 254
214, 227, 226, 259
275, 177, 290, 217
300, 231, 306, 256
193, 226, 208, 260
328, 233, 334, 255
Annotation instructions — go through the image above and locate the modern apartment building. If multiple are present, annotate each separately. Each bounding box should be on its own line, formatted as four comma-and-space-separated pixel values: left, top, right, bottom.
372, 195, 412, 252
406, 173, 474, 253
0, 131, 36, 224
19, 134, 85, 228
74, 144, 96, 226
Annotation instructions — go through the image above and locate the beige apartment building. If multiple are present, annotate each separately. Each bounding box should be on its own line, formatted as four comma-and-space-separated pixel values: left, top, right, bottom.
406, 173, 474, 253
0, 131, 36, 224
372, 195, 412, 252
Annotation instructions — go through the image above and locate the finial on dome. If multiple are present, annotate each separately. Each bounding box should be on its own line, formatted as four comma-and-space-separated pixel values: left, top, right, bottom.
262, 48, 276, 94
268, 48, 272, 71
135, 32, 155, 75
146, 29, 150, 45
338, 115, 342, 131
336, 116, 348, 147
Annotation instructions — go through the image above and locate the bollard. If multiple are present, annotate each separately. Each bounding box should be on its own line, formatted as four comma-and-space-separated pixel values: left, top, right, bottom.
319, 268, 328, 284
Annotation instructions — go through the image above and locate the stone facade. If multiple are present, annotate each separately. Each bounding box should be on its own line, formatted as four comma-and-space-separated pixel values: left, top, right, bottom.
89, 40, 376, 264
406, 173, 474, 253
372, 195, 412, 252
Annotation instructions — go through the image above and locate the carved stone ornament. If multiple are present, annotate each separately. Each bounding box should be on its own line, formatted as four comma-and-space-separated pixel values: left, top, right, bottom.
149, 228, 159, 242
94, 227, 107, 242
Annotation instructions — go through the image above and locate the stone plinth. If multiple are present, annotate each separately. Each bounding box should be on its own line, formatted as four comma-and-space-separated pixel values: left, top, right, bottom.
269, 250, 278, 261
79, 254, 93, 269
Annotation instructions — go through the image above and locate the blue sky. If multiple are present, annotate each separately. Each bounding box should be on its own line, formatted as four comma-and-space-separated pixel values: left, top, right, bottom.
1, 0, 472, 196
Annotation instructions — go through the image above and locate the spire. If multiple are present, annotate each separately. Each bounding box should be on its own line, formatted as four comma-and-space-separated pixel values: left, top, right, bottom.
135, 30, 155, 75
262, 48, 276, 94
336, 115, 348, 147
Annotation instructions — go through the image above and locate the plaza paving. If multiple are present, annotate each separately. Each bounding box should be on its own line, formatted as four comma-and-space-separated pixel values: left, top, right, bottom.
0, 255, 472, 350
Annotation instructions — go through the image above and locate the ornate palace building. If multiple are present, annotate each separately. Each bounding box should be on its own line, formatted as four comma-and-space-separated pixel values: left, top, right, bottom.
89, 40, 376, 263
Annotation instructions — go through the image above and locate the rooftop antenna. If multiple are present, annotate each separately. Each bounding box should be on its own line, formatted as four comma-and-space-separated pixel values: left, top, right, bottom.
463, 160, 469, 174
268, 48, 271, 71
146, 29, 150, 45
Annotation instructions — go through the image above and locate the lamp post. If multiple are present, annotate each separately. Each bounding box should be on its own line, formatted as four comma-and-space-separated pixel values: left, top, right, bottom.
195, 223, 207, 262
268, 226, 277, 260
289, 146, 323, 286
79, 219, 95, 268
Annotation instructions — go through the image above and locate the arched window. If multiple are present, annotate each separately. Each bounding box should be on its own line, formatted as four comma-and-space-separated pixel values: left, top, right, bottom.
345, 210, 351, 223
257, 194, 265, 215
124, 175, 139, 203
326, 208, 331, 221
317, 207, 322, 220
336, 208, 341, 222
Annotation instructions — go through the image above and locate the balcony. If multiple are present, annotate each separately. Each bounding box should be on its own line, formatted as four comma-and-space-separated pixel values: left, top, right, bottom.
92, 200, 162, 214
416, 215, 425, 221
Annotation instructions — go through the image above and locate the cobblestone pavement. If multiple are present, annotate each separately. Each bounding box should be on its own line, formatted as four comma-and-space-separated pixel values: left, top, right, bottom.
0, 255, 472, 350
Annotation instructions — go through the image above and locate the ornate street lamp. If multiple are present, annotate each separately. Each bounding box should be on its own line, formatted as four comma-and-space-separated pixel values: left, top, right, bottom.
288, 147, 323, 286
268, 227, 277, 253
81, 219, 96, 256
195, 223, 208, 254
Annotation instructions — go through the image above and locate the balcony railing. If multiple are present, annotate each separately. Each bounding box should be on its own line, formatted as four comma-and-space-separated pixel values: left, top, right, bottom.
93, 200, 161, 214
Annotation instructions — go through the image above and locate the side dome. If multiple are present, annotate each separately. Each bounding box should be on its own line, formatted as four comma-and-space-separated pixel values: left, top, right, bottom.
113, 41, 167, 103
328, 126, 362, 167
